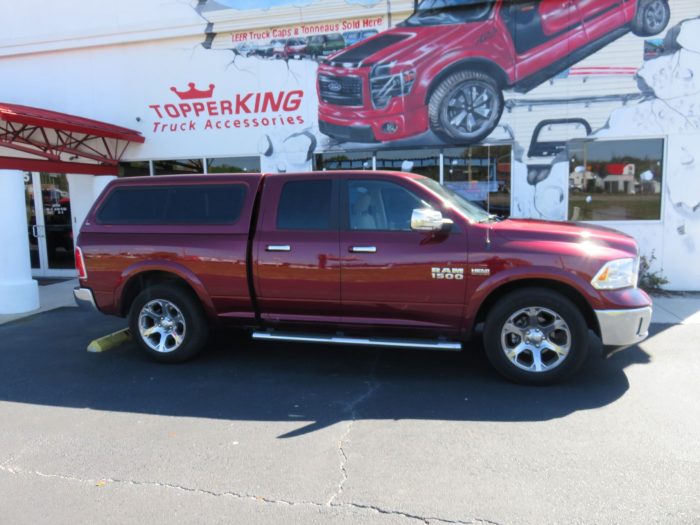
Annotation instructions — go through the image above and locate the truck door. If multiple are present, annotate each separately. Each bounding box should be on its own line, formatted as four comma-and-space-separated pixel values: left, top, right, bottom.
339, 175, 467, 335
577, 0, 626, 42
254, 174, 341, 323
500, 0, 587, 81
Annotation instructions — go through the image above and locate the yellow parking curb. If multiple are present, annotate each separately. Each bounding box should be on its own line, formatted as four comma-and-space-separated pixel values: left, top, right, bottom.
87, 328, 132, 353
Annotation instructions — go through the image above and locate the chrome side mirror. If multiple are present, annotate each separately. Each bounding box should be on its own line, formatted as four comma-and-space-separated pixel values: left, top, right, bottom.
411, 208, 453, 232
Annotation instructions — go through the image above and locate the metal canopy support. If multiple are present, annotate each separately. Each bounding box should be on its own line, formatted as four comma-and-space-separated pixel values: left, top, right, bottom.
0, 102, 144, 175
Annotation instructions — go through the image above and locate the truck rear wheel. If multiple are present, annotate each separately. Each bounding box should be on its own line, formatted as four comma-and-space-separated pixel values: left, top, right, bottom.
428, 69, 504, 144
631, 0, 670, 37
483, 288, 589, 384
129, 284, 208, 363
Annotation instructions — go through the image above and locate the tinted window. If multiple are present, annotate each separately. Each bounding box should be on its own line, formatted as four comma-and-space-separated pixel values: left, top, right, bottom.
97, 184, 246, 225
277, 180, 333, 230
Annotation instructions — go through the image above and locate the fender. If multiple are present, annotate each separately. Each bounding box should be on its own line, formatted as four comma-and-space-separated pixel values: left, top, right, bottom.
463, 264, 598, 333
114, 260, 217, 318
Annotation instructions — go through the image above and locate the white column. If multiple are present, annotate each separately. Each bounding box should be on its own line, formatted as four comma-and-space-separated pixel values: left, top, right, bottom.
66, 174, 94, 237
0, 170, 39, 314
93, 175, 116, 201
67, 174, 117, 244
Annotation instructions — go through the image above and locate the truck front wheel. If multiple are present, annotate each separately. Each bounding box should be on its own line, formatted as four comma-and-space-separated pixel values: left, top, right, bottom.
631, 0, 670, 37
129, 284, 209, 363
483, 288, 589, 384
428, 69, 504, 144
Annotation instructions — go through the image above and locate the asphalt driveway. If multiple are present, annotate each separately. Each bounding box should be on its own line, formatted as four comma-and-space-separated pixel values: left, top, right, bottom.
0, 308, 698, 524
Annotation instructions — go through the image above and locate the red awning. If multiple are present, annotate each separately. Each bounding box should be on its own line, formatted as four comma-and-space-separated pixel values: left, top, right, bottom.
0, 102, 144, 175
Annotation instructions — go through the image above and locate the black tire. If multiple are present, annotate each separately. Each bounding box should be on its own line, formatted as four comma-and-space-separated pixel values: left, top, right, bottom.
428, 69, 504, 144
483, 288, 589, 385
128, 284, 208, 363
631, 0, 670, 37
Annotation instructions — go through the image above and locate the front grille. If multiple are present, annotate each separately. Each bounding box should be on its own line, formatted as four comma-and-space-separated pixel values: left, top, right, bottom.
319, 75, 363, 106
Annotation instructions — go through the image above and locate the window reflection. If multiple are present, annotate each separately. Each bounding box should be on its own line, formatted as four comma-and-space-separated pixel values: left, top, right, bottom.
375, 148, 441, 181
568, 139, 664, 221
118, 161, 150, 177
443, 145, 511, 216
207, 156, 260, 173
153, 159, 203, 175
315, 151, 374, 170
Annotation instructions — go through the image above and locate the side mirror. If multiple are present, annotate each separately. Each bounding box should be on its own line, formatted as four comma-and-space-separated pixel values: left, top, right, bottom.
411, 208, 453, 232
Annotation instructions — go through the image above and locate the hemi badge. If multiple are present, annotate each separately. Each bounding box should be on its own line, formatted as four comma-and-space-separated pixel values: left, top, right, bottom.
471, 267, 490, 276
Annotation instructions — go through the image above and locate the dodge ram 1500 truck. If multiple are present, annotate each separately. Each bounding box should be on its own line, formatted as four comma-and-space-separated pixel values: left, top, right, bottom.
74, 171, 652, 384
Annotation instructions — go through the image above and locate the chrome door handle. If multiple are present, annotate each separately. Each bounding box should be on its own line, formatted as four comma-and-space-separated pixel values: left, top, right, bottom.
350, 246, 377, 253
31, 225, 39, 238
266, 244, 291, 252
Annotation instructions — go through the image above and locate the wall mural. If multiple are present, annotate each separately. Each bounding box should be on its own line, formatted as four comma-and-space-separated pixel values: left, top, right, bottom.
189, 1, 684, 167
141, 0, 698, 287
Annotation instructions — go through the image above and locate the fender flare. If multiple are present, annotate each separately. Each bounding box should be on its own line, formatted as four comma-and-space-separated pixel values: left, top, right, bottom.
114, 261, 217, 318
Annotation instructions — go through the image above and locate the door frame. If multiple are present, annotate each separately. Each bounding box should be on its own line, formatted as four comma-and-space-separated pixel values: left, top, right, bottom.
27, 171, 78, 278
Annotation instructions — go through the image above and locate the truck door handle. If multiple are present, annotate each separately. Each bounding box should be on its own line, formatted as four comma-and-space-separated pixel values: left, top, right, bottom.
266, 244, 291, 252
350, 246, 377, 253
31, 225, 39, 238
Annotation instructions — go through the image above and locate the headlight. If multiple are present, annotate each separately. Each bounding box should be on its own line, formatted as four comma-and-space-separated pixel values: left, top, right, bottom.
370, 62, 416, 109
591, 257, 639, 290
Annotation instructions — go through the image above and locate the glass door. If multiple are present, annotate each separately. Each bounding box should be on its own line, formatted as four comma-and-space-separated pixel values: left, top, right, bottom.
24, 172, 77, 277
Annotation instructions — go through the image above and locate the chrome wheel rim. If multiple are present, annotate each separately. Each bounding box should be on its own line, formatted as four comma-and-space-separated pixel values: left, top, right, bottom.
645, 1, 666, 32
442, 80, 499, 139
138, 299, 187, 353
500, 307, 571, 373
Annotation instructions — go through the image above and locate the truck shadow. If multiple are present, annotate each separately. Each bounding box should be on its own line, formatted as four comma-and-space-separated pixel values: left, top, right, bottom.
0, 308, 655, 438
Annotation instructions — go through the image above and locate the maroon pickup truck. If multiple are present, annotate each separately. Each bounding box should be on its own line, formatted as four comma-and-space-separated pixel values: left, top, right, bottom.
74, 171, 652, 384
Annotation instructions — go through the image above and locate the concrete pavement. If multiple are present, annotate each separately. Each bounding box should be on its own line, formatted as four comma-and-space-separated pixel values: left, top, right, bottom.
0, 278, 79, 325
0, 306, 699, 524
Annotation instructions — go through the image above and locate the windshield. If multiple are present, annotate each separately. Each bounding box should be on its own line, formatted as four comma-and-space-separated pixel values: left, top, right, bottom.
415, 176, 492, 223
401, 0, 496, 27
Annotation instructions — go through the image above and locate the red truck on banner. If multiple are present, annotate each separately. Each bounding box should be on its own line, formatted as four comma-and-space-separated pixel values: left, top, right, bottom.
317, 0, 670, 144
74, 171, 652, 384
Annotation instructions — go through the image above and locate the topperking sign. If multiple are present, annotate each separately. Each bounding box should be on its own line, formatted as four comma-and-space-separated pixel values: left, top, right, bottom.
147, 82, 307, 134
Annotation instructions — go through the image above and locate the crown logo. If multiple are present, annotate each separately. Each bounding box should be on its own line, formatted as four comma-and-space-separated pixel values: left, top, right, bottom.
170, 82, 215, 100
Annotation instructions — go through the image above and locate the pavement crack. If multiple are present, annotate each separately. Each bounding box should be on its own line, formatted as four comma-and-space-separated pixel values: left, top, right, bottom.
327, 352, 383, 506
335, 501, 501, 525
0, 464, 501, 524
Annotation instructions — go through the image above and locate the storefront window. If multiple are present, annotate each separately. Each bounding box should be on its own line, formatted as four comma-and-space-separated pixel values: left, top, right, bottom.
207, 156, 260, 173
568, 139, 664, 221
375, 148, 441, 181
153, 159, 203, 175
315, 151, 374, 171
443, 145, 511, 216
118, 161, 151, 177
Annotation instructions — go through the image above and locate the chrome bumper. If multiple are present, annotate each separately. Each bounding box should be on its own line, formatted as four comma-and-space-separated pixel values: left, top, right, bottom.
595, 306, 652, 347
73, 287, 98, 311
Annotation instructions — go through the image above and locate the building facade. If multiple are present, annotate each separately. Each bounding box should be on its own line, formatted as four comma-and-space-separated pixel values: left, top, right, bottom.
1, 0, 699, 312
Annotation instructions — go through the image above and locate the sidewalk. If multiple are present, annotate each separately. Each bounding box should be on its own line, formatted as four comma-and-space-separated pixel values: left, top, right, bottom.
0, 279, 78, 325
650, 294, 700, 324
1, 280, 699, 326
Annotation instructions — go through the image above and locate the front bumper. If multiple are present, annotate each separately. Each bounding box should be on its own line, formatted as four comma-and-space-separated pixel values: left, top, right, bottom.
74, 287, 98, 311
595, 306, 652, 347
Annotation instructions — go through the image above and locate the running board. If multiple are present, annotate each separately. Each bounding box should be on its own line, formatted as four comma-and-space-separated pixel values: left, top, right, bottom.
251, 331, 462, 351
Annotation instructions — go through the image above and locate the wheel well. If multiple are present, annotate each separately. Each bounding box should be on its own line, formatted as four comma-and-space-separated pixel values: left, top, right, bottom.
425, 59, 509, 105
473, 280, 601, 337
120, 271, 198, 317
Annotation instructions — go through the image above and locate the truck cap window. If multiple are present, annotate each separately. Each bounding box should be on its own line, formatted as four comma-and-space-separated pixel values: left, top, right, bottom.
277, 179, 334, 230
97, 184, 246, 225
